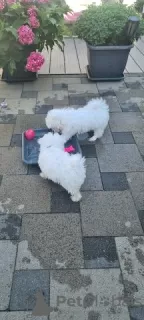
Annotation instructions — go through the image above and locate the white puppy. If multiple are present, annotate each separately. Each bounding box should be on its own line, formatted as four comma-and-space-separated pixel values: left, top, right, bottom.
38, 132, 86, 202
45, 98, 109, 142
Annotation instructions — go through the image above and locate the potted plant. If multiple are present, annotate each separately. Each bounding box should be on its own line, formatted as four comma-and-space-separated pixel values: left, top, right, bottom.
74, 3, 144, 80
0, 0, 68, 82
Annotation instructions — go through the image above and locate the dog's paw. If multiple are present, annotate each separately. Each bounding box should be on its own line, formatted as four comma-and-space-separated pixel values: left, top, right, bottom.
88, 136, 97, 142
71, 193, 82, 202
40, 172, 47, 179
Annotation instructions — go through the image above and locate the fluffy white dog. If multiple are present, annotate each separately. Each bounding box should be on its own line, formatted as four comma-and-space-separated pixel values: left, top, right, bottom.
38, 132, 86, 202
45, 98, 109, 142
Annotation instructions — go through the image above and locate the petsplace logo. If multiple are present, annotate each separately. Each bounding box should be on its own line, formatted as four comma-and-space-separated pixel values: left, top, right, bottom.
32, 291, 125, 316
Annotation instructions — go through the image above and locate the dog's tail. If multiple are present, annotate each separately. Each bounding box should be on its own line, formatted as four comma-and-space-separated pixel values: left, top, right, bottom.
85, 98, 109, 112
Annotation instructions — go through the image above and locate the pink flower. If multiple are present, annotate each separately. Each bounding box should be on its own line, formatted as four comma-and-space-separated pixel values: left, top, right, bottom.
27, 6, 38, 17
38, 0, 50, 3
0, 0, 5, 11
29, 15, 40, 29
26, 52, 45, 72
64, 11, 82, 24
17, 25, 35, 45
6, 0, 16, 4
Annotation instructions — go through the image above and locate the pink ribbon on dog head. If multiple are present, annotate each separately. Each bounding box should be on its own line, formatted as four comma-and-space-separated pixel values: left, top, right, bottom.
64, 145, 75, 153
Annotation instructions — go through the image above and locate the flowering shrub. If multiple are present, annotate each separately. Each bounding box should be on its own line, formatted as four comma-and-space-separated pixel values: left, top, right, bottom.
0, 0, 69, 74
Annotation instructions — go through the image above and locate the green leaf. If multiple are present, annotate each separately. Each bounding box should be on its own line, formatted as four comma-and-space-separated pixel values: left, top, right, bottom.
5, 26, 17, 39
49, 18, 57, 25
9, 60, 16, 75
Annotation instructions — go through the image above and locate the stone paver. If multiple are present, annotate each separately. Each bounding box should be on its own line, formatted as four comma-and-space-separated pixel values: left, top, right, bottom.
14, 115, 46, 134
112, 132, 135, 144
83, 237, 119, 269
0, 176, 51, 214
96, 144, 144, 172
116, 237, 144, 306
101, 173, 129, 191
0, 88, 22, 99
51, 191, 80, 213
80, 191, 142, 236
50, 269, 130, 320
104, 96, 122, 112
82, 158, 103, 191
97, 80, 126, 93
116, 89, 144, 113
132, 131, 144, 156
81, 145, 96, 157
0, 312, 47, 320
129, 307, 144, 320
0, 124, 13, 146
0, 115, 16, 124
127, 172, 144, 210
17, 214, 83, 269
0, 147, 27, 175
0, 214, 21, 240
37, 91, 68, 106
0, 99, 36, 115
0, 241, 17, 310
109, 113, 144, 132
35, 104, 53, 114
68, 84, 98, 95
53, 77, 81, 84
23, 77, 52, 91
124, 76, 144, 89
10, 134, 22, 147
10, 270, 49, 311
21, 92, 37, 99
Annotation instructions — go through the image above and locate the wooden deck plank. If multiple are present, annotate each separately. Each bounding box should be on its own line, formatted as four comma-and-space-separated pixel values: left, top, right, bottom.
74, 38, 88, 73
38, 47, 50, 74
50, 44, 65, 74
135, 38, 144, 55
130, 46, 144, 72
64, 38, 80, 74
126, 53, 142, 73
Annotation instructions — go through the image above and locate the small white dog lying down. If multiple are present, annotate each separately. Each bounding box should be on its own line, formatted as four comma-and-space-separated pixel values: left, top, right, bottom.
45, 98, 109, 141
38, 132, 86, 202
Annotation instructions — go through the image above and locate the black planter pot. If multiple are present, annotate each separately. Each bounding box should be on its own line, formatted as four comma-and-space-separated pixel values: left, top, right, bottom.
2, 63, 37, 83
87, 43, 133, 81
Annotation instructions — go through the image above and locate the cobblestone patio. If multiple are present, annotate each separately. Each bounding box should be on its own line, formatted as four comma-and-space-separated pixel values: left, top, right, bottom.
0, 75, 144, 320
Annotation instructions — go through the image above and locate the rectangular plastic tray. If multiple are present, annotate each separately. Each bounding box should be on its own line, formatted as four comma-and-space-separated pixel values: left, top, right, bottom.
22, 129, 81, 165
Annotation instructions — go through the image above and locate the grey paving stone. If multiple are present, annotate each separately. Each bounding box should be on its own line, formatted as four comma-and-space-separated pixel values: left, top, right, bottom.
129, 306, 144, 320
109, 113, 144, 132
35, 104, 53, 114
0, 124, 13, 146
104, 96, 122, 112
53, 77, 81, 84
127, 172, 144, 210
21, 91, 38, 99
0, 175, 2, 185
0, 175, 51, 214
133, 132, 144, 156
82, 158, 103, 191
138, 211, 144, 232
68, 84, 98, 95
69, 95, 87, 105
0, 312, 47, 320
83, 237, 119, 268
51, 191, 80, 213
97, 81, 126, 93
37, 91, 68, 106
80, 191, 142, 236
116, 89, 144, 113
0, 241, 17, 310
27, 165, 40, 175
10, 134, 22, 147
96, 125, 114, 145
121, 102, 140, 112
101, 173, 129, 191
116, 236, 144, 306
14, 115, 46, 134
10, 270, 49, 311
0, 115, 16, 124
0, 214, 21, 240
0, 147, 27, 175
50, 269, 130, 320
0, 88, 22, 99
0, 99, 36, 115
17, 213, 84, 269
124, 76, 144, 89
23, 77, 52, 91
96, 144, 144, 172
53, 83, 68, 90
81, 145, 96, 158
112, 132, 135, 144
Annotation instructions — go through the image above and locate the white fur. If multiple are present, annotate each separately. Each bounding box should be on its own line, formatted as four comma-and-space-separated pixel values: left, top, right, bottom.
38, 132, 86, 202
45, 98, 109, 141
